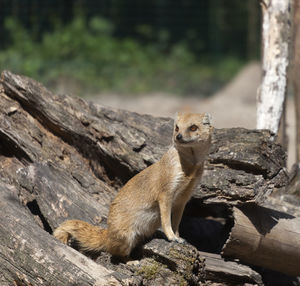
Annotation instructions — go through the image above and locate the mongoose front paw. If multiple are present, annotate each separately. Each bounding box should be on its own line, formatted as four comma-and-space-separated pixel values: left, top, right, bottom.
172, 236, 186, 244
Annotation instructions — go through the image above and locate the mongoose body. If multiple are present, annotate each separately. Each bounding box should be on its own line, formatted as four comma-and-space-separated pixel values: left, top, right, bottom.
54, 112, 213, 257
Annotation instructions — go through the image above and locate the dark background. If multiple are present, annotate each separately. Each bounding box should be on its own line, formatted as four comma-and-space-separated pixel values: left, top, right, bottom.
0, 0, 261, 95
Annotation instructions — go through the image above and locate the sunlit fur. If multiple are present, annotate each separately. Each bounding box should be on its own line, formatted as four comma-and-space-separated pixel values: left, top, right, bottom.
54, 112, 213, 258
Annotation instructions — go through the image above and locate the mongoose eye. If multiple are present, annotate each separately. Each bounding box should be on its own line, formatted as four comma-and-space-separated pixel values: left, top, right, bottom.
175, 125, 179, 132
189, 124, 198, 132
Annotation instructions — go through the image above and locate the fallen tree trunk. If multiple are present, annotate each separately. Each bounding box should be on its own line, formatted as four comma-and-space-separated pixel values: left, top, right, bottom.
0, 181, 121, 286
0, 70, 288, 206
0, 70, 297, 285
222, 204, 300, 277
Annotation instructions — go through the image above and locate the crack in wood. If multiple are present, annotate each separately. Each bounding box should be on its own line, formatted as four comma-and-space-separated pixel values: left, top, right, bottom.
26, 200, 53, 234
0, 129, 33, 164
209, 158, 268, 179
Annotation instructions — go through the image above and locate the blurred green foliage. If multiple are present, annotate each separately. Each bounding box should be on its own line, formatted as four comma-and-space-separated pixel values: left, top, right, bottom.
0, 16, 244, 95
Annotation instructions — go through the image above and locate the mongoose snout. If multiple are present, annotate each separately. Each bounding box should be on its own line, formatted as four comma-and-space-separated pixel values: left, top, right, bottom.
176, 133, 183, 141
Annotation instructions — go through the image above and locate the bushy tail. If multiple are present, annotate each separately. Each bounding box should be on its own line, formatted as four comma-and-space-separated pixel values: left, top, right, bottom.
54, 219, 107, 252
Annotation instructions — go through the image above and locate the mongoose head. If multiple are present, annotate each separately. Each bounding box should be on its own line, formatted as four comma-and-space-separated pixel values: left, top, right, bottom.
173, 112, 213, 148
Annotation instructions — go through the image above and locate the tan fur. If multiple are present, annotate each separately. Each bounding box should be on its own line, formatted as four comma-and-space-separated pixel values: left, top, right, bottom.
54, 112, 213, 257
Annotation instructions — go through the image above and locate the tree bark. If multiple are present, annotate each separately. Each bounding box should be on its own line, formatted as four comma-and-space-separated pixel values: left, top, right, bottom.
256, 0, 291, 135
0, 70, 297, 285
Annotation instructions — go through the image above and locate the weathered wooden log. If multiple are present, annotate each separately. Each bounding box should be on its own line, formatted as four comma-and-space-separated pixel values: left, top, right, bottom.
0, 181, 122, 286
0, 70, 288, 207
222, 204, 300, 277
196, 127, 288, 206
199, 251, 263, 285
0, 70, 295, 285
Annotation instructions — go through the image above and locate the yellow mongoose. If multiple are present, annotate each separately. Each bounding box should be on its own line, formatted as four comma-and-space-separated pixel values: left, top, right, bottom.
54, 112, 213, 258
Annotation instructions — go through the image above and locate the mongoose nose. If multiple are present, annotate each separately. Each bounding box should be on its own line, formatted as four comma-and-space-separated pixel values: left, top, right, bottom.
176, 133, 183, 140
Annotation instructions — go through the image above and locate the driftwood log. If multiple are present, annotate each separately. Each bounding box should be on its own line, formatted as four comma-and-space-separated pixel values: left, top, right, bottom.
0, 70, 298, 285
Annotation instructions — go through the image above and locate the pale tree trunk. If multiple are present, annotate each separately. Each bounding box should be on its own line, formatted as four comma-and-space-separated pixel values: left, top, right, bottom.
256, 0, 291, 136
294, 0, 300, 161
277, 96, 288, 153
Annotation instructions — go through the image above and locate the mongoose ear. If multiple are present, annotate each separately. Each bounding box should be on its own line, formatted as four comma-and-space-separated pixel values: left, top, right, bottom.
174, 112, 183, 122
174, 112, 179, 123
203, 113, 212, 125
